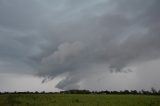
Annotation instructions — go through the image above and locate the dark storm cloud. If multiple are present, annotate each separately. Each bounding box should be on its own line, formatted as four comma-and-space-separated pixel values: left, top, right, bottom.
0, 0, 45, 31
0, 0, 160, 90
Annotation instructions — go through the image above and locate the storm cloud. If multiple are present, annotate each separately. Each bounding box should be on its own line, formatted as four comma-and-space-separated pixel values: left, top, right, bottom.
0, 0, 160, 90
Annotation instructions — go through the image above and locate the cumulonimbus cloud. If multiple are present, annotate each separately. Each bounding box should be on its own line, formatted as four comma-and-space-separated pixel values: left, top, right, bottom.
35, 0, 160, 90
0, 0, 160, 90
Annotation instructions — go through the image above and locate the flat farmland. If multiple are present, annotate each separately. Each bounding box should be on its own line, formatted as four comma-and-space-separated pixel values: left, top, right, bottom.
0, 94, 160, 106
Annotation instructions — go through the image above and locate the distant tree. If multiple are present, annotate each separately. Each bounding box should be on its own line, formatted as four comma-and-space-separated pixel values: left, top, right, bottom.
104, 90, 110, 94
41, 91, 45, 94
4, 92, 9, 94
123, 90, 130, 94
111, 91, 119, 94
151, 87, 157, 95
26, 91, 30, 94
35, 91, 39, 94
158, 90, 160, 95
130, 90, 138, 94
141, 89, 151, 95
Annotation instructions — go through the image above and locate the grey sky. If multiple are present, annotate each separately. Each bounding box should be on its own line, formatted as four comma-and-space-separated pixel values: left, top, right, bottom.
0, 0, 160, 91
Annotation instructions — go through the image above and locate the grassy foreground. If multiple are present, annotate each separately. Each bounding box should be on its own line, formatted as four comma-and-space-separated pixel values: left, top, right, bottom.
0, 94, 160, 106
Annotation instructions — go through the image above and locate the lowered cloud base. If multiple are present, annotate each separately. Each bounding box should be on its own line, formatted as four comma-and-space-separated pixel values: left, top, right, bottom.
0, 0, 160, 90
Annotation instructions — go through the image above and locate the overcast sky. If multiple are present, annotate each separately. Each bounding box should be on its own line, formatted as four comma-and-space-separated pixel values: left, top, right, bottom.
0, 0, 160, 92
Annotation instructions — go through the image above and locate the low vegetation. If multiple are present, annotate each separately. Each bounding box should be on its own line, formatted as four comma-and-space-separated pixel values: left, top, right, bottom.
0, 94, 160, 106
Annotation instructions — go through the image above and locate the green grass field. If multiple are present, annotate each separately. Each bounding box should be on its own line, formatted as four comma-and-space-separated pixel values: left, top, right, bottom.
0, 94, 160, 106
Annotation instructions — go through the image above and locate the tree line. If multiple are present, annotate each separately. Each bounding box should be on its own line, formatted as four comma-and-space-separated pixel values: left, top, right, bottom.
0, 88, 160, 95
59, 88, 160, 95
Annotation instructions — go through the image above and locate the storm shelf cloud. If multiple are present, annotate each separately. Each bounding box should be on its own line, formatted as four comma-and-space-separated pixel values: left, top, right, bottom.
0, 0, 160, 91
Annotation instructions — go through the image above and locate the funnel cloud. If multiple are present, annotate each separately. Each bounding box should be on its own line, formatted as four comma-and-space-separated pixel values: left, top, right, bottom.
0, 0, 160, 90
